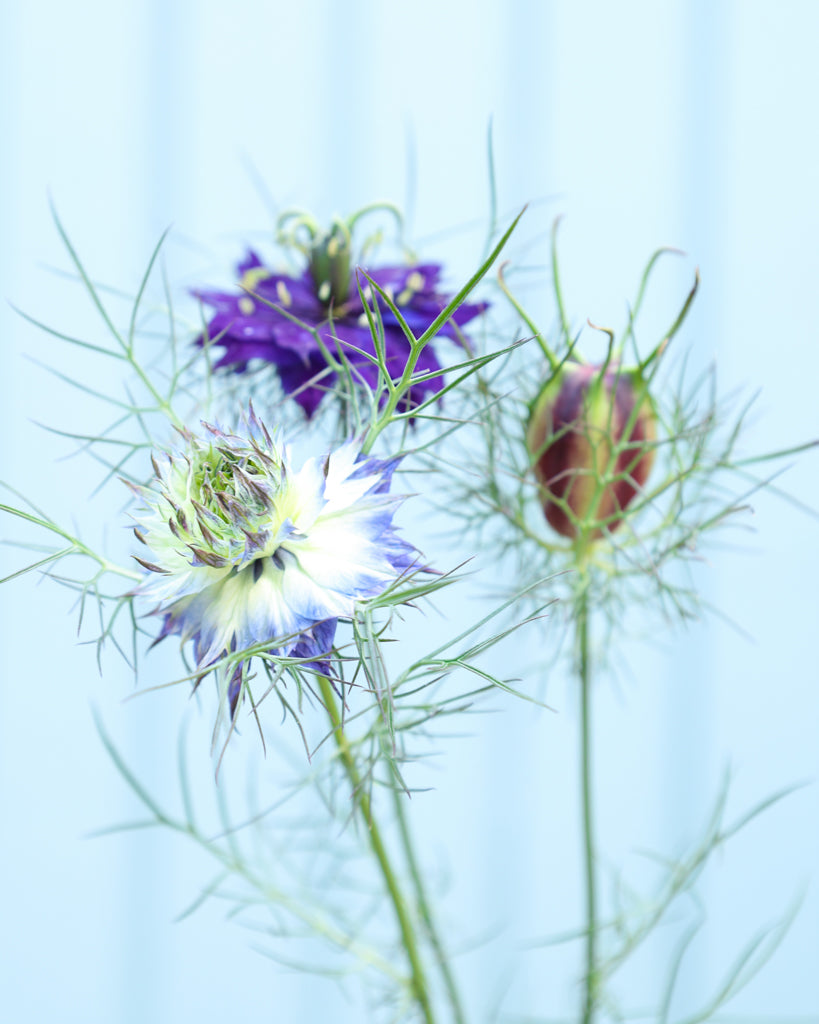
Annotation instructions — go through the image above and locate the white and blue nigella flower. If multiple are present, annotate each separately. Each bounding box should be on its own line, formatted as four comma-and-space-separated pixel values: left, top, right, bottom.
130, 407, 419, 713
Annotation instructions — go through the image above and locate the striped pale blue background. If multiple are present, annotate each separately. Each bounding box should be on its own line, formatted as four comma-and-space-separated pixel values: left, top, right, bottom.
1, 2, 817, 1021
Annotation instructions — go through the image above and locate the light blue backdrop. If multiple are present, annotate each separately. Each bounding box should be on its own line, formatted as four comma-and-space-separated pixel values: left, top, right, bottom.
1, 1, 817, 1021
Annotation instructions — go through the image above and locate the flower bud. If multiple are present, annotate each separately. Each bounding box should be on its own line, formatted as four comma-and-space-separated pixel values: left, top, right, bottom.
526, 362, 656, 541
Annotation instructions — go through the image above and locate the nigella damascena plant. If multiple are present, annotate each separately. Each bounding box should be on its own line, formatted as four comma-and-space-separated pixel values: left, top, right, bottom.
193, 205, 487, 418
526, 359, 656, 542
129, 407, 419, 715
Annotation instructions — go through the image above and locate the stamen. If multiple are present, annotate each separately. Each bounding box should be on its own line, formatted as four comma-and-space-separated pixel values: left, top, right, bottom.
240, 266, 271, 291
189, 546, 229, 569
197, 518, 219, 547
406, 271, 425, 291
275, 280, 292, 307
134, 555, 170, 574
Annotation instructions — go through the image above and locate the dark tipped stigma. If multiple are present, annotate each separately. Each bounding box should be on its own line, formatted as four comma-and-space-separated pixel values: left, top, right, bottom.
134, 555, 170, 574
189, 546, 229, 569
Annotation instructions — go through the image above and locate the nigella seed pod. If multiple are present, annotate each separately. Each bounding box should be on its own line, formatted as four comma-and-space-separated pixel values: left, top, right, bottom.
526, 362, 656, 541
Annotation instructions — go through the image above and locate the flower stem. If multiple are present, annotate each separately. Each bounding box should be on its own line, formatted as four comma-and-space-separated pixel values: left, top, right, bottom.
391, 781, 467, 1024
318, 674, 436, 1024
576, 575, 598, 1024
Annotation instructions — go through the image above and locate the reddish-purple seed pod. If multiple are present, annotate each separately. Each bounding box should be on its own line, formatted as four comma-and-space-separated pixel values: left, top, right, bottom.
526, 362, 656, 540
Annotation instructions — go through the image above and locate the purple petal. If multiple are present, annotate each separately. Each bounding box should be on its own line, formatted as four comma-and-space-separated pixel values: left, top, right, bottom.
276, 358, 330, 418
359, 263, 443, 294
237, 249, 265, 277
250, 270, 323, 316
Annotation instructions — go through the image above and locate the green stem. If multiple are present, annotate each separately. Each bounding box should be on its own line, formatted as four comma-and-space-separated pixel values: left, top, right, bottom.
391, 782, 466, 1024
318, 675, 436, 1024
577, 575, 598, 1024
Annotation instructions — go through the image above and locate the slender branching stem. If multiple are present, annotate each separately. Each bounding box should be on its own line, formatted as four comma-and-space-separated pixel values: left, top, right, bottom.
576, 565, 598, 1024
391, 781, 466, 1024
318, 674, 437, 1024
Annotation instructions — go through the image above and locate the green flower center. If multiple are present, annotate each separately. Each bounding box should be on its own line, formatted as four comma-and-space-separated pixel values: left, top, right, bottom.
308, 225, 352, 310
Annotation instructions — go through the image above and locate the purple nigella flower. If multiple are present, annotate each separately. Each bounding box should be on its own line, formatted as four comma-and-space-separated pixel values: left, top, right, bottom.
192, 213, 487, 418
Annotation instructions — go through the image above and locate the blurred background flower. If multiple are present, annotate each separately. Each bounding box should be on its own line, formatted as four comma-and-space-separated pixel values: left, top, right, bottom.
1, 2, 817, 1022
193, 218, 487, 418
